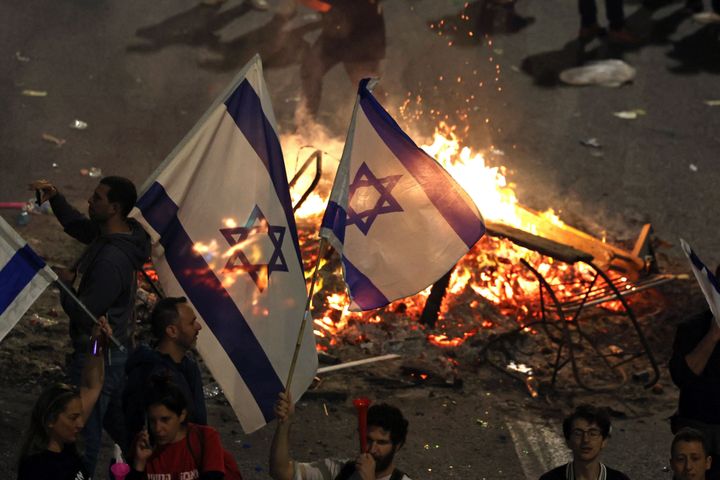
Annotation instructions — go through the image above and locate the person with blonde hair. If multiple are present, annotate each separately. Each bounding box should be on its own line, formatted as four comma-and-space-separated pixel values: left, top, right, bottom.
17, 319, 111, 480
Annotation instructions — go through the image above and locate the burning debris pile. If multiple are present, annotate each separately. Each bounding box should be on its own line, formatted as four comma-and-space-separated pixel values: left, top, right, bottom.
286, 124, 670, 394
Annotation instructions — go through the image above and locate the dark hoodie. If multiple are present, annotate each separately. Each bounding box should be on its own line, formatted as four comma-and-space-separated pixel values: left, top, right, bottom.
50, 193, 151, 352
123, 345, 207, 442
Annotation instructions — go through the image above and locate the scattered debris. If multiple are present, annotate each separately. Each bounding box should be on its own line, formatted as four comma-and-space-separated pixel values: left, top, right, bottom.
524, 375, 539, 398
15, 211, 30, 226
69, 119, 88, 130
613, 109, 646, 120
203, 382, 222, 399
0, 202, 27, 210
317, 354, 401, 374
689, 164, 698, 172
580, 138, 602, 149
21, 89, 47, 97
29, 314, 58, 328
15, 51, 30, 62
506, 361, 533, 375
41, 133, 66, 147
80, 167, 102, 177
559, 60, 636, 87
692, 11, 720, 24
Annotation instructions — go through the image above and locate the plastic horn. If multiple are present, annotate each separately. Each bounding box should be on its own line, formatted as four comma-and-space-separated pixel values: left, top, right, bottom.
353, 397, 372, 453
110, 444, 130, 480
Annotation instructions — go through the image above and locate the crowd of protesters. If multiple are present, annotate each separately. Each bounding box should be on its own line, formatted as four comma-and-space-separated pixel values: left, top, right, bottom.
18, 170, 720, 480
11, 2, 720, 477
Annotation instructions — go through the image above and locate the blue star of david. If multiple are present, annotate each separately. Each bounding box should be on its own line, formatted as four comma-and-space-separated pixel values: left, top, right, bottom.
346, 162, 403, 235
219, 205, 287, 292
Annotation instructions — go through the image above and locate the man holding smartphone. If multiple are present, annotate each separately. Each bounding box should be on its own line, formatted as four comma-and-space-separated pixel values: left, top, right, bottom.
29, 177, 151, 476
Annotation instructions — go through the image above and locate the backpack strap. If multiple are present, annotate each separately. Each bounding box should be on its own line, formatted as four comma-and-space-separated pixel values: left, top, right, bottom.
333, 461, 356, 480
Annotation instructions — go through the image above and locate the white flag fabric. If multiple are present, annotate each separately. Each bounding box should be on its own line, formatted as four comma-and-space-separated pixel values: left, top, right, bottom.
321, 79, 486, 311
0, 215, 57, 342
680, 239, 720, 325
130, 56, 317, 432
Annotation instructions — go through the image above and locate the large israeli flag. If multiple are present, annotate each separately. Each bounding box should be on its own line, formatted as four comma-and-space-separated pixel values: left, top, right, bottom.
321, 79, 486, 311
130, 56, 317, 432
0, 215, 57, 342
681, 239, 720, 325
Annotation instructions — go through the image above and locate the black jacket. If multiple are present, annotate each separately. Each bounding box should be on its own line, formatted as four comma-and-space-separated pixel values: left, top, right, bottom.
123, 345, 207, 442
50, 193, 151, 352
669, 310, 720, 423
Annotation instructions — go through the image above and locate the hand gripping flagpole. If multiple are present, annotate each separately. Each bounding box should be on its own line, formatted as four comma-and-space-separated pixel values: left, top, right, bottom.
285, 237, 327, 391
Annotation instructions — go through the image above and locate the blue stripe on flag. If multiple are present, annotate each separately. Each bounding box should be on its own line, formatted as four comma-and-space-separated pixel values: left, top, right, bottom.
357, 81, 485, 249
688, 248, 720, 293
137, 182, 283, 422
320, 201, 346, 245
224, 80, 303, 267
0, 245, 46, 316
343, 256, 389, 310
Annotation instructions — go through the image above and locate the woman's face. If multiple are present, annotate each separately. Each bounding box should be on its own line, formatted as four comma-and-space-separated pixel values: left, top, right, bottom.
147, 404, 187, 445
47, 397, 84, 446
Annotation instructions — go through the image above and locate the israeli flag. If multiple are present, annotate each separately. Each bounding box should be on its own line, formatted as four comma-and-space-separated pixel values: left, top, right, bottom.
321, 79, 486, 311
0, 215, 57, 342
681, 239, 720, 325
131, 56, 317, 432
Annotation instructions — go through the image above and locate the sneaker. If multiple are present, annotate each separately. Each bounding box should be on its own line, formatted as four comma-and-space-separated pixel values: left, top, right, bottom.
608, 28, 641, 44
579, 24, 607, 40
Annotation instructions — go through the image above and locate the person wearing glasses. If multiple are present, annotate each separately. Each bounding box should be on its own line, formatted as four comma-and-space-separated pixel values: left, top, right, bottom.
539, 405, 631, 480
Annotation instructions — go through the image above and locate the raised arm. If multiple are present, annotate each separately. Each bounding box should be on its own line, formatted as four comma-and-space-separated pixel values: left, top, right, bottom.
670, 314, 720, 388
79, 316, 110, 423
29, 179, 100, 244
684, 319, 720, 376
269, 391, 296, 480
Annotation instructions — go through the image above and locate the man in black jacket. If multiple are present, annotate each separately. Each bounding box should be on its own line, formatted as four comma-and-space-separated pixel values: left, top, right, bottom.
670, 308, 720, 479
123, 296, 207, 446
31, 176, 151, 475
299, 0, 386, 119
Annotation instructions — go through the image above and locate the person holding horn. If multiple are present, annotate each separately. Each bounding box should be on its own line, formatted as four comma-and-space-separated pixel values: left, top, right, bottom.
269, 391, 412, 480
29, 177, 151, 475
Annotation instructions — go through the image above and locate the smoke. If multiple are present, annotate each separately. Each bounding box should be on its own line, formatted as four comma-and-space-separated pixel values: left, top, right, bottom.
281, 103, 345, 203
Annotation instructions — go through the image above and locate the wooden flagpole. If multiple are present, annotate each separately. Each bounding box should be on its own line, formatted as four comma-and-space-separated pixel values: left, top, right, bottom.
285, 237, 327, 391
